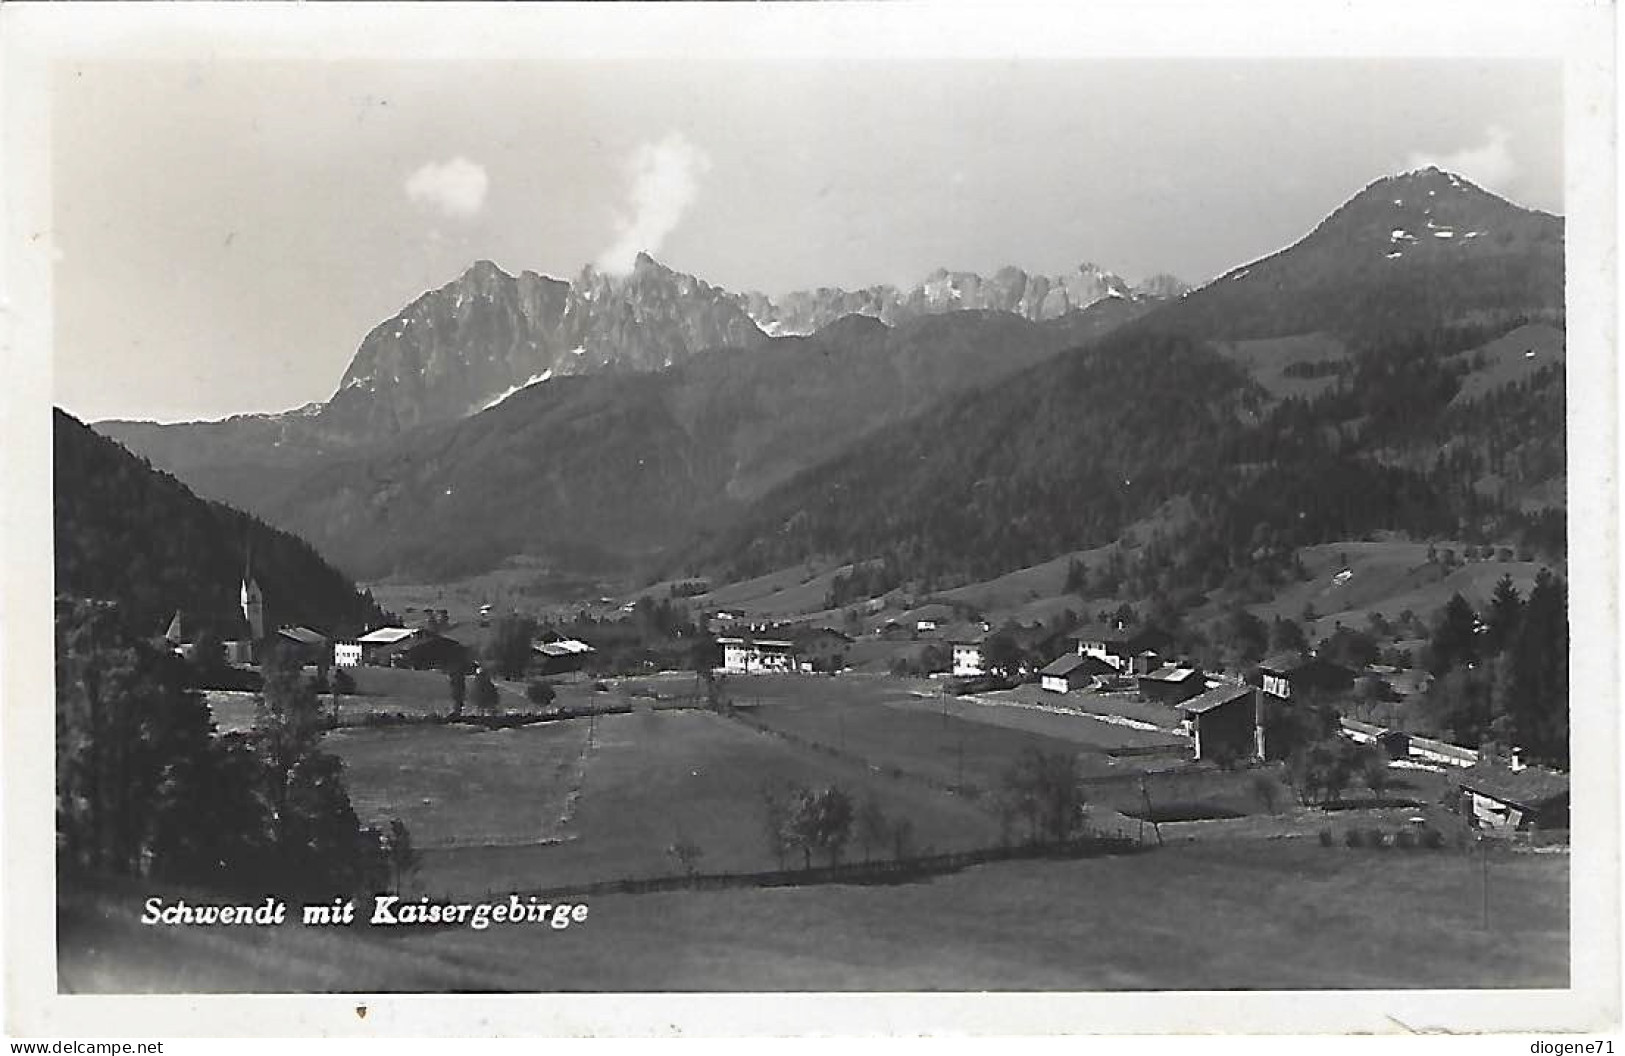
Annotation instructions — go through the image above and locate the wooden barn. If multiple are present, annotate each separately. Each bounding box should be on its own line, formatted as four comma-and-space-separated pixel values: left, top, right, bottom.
1259, 652, 1354, 702
274, 625, 330, 667
1177, 683, 1261, 762
1137, 663, 1206, 706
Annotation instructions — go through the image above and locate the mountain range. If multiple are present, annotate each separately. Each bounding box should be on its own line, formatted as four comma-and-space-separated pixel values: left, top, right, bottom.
732, 264, 1187, 337
91, 167, 1564, 594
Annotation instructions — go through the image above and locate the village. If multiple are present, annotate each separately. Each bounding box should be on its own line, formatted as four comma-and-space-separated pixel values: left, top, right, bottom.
165, 547, 1568, 875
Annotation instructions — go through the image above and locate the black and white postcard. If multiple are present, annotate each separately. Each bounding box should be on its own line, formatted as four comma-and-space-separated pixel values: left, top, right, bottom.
3, 0, 1617, 1041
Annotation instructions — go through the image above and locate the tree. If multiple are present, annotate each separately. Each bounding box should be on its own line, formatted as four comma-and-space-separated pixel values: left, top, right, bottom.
1504, 569, 1568, 767
666, 836, 706, 878
253, 645, 379, 897
526, 680, 557, 708
56, 597, 242, 881
1427, 593, 1480, 675
1483, 574, 1525, 656
447, 669, 467, 715
471, 670, 500, 714
890, 816, 916, 861
982, 630, 1024, 679
1269, 616, 1308, 655
1362, 748, 1392, 802
382, 817, 420, 895
855, 794, 890, 863
1219, 604, 1269, 666
486, 614, 538, 681
1319, 626, 1379, 670
1424, 663, 1496, 747
1000, 748, 1089, 845
759, 783, 790, 870
782, 784, 855, 868
189, 628, 228, 686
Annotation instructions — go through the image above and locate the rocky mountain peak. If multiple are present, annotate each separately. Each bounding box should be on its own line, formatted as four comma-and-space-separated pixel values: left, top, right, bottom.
739, 260, 1179, 336
318, 251, 766, 438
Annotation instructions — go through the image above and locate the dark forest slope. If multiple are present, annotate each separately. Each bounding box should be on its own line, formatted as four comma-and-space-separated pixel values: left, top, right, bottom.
54, 409, 383, 637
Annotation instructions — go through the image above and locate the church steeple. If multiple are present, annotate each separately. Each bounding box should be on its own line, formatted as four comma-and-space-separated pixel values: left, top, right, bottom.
240, 540, 265, 642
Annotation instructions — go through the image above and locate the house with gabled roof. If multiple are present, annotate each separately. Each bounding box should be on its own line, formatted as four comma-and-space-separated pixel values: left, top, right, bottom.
1177, 682, 1262, 762
1258, 651, 1354, 702
1456, 764, 1570, 832
1070, 620, 1173, 672
1039, 652, 1112, 693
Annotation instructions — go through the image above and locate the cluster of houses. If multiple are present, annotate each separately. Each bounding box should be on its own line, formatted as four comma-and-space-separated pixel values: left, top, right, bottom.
159, 554, 601, 682
715, 626, 855, 675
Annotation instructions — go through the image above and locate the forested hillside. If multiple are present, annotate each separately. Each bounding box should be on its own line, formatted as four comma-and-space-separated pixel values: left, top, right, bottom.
683, 171, 1565, 603
54, 409, 384, 637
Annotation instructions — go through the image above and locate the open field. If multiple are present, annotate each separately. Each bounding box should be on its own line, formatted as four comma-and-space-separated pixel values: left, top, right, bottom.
324, 721, 591, 848
1215, 332, 1351, 401
417, 836, 1567, 991
402, 707, 1003, 896
718, 673, 1186, 792
1448, 322, 1565, 405
61, 835, 1568, 992
1244, 539, 1552, 636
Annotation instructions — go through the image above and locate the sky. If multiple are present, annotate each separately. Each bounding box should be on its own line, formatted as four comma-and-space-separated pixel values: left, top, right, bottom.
52, 55, 1563, 424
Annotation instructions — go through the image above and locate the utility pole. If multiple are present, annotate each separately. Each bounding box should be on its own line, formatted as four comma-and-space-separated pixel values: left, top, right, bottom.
1140, 776, 1164, 847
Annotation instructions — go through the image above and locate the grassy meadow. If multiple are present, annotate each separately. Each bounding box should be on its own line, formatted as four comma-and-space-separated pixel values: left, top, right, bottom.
61, 835, 1568, 992
325, 721, 591, 849
398, 707, 1004, 897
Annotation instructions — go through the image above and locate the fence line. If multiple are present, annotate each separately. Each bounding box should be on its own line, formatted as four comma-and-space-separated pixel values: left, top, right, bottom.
509, 832, 1147, 901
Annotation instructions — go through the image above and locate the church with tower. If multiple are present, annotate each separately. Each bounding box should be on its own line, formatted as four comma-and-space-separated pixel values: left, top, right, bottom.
232, 542, 269, 664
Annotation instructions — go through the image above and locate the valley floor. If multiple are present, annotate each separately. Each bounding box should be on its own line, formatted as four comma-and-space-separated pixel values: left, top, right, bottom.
59, 667, 1570, 994
59, 834, 1567, 992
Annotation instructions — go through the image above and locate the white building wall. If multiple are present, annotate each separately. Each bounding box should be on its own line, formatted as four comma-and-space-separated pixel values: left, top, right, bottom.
952, 645, 984, 677
721, 643, 752, 674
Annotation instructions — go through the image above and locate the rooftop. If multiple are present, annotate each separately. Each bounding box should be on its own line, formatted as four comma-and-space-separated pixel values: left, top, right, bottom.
1141, 663, 1201, 683
1457, 763, 1570, 808
1040, 654, 1091, 677
356, 626, 418, 645
1177, 683, 1254, 715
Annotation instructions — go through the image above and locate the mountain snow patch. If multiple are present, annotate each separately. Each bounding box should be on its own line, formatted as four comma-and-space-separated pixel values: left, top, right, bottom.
480, 369, 555, 411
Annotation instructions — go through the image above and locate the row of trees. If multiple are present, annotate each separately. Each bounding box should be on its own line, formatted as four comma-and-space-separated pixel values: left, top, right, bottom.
750, 749, 1101, 876
758, 784, 916, 870
1420, 571, 1570, 767
56, 597, 415, 898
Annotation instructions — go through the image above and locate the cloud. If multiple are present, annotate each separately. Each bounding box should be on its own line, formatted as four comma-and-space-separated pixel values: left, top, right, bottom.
595, 132, 712, 275
405, 157, 489, 218
1405, 126, 1516, 191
